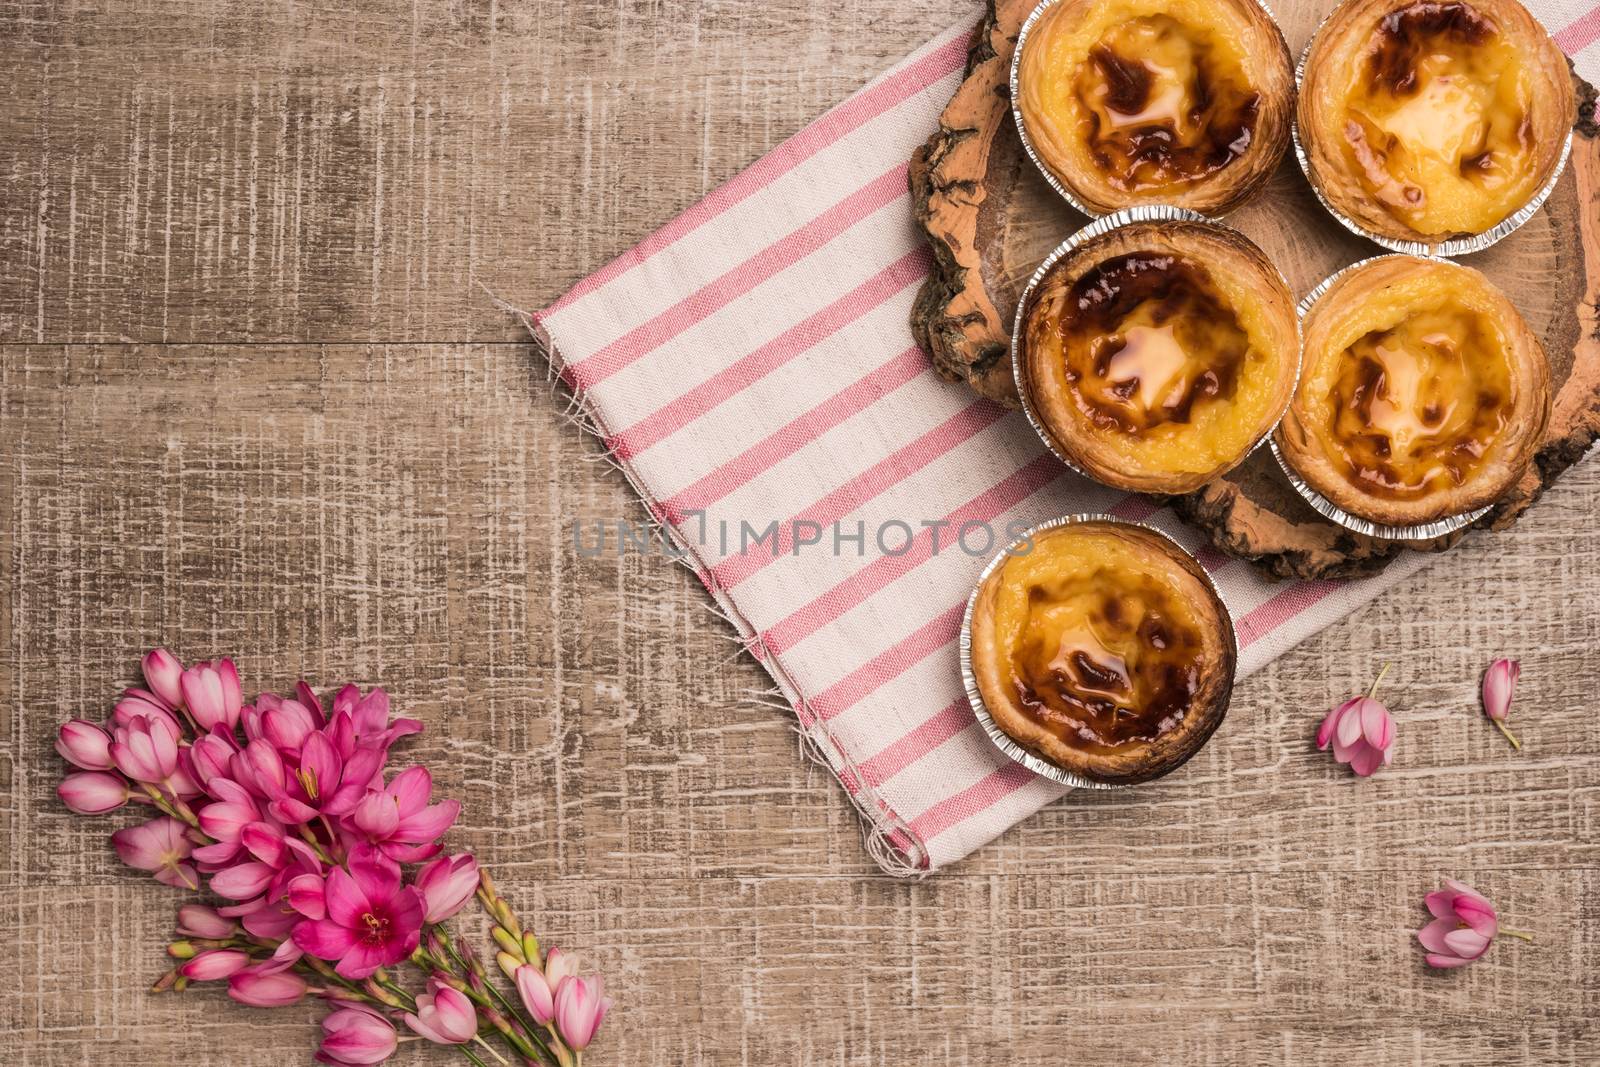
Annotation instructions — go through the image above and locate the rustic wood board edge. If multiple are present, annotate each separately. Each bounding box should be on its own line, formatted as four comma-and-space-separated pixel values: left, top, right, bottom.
908, 0, 1600, 580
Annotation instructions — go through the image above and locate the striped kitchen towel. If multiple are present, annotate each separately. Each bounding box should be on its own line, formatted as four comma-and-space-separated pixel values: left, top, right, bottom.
529, 10, 1599, 874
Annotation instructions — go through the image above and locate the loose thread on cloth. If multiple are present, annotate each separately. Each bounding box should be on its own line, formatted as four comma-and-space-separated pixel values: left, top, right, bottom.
485, 288, 931, 878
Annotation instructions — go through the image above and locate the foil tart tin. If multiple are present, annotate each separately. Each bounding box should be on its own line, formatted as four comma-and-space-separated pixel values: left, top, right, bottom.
1009, 0, 1100, 219
1010, 204, 1302, 488
958, 513, 1240, 790
1290, 13, 1574, 258
1009, 0, 1285, 219
1269, 253, 1493, 540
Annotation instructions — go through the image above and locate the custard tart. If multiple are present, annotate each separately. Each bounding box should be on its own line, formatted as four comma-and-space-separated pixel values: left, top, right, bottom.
967, 519, 1235, 785
1013, 0, 1294, 216
1274, 256, 1549, 530
1016, 215, 1300, 494
1297, 0, 1575, 247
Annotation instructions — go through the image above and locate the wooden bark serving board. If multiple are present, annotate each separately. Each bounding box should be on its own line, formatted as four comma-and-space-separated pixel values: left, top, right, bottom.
909, 0, 1600, 579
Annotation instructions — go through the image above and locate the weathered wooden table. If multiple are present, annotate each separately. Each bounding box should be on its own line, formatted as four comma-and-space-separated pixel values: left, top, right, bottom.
3, 2, 1596, 1063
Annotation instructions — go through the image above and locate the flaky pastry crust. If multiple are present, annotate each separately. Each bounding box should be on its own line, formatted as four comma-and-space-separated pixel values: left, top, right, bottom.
1018, 220, 1299, 494
970, 521, 1235, 785
1297, 0, 1574, 244
1274, 256, 1550, 527
1016, 0, 1294, 215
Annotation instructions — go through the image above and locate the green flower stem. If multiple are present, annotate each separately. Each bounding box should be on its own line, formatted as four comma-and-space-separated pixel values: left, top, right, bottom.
1367, 663, 1392, 701
441, 931, 543, 1040
472, 1034, 513, 1066
139, 783, 207, 834
1502, 928, 1535, 942
297, 956, 383, 1005
378, 976, 419, 1010
1494, 718, 1522, 750
295, 824, 337, 866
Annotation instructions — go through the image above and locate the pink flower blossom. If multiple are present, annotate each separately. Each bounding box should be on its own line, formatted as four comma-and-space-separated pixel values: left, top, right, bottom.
326, 685, 422, 757
244, 692, 322, 751
415, 853, 479, 923
110, 713, 182, 785
179, 949, 251, 981
228, 967, 307, 1007
350, 767, 461, 863
1417, 879, 1531, 968
176, 904, 237, 939
187, 730, 240, 790
1482, 658, 1522, 750
262, 734, 387, 824
291, 847, 424, 978
142, 648, 185, 708
57, 771, 129, 814
1316, 666, 1396, 777
554, 974, 612, 1051
403, 977, 477, 1044
56, 720, 114, 770
194, 777, 269, 865
111, 816, 198, 889
317, 1004, 398, 1066
180, 659, 243, 732
515, 964, 556, 1026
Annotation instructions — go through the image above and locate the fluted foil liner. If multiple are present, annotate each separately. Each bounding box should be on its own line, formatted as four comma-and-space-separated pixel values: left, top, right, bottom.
1270, 253, 1494, 540
958, 514, 1240, 790
1010, 0, 1284, 219
1290, 14, 1574, 258
1010, 204, 1302, 488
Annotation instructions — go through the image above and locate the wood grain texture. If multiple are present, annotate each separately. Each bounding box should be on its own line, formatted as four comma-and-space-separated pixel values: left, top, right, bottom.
1, 1, 1597, 1064
909, 0, 1600, 580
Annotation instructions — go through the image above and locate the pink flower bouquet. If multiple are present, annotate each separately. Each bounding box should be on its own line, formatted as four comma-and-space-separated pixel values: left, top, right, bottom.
56, 650, 613, 1066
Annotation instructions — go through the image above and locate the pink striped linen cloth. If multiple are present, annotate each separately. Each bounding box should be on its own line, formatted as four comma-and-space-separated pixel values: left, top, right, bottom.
528, 9, 1600, 874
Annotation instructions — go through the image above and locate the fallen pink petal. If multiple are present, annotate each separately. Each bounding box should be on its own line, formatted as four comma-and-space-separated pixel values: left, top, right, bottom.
1482, 658, 1523, 750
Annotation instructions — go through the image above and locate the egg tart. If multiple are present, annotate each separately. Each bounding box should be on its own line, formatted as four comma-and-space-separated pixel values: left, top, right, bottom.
1274, 256, 1549, 531
1013, 0, 1294, 216
1016, 216, 1299, 494
967, 519, 1235, 786
1297, 0, 1575, 247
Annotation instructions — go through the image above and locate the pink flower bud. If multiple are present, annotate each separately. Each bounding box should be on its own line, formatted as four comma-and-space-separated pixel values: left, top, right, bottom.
180, 949, 251, 981
209, 861, 276, 901
57, 771, 129, 814
55, 720, 114, 770
110, 714, 182, 785
181, 659, 243, 732
514, 964, 555, 1026
112, 690, 181, 733
228, 967, 308, 1008
142, 648, 185, 708
403, 977, 477, 1044
543, 946, 579, 986
318, 1004, 398, 1065
176, 904, 237, 939
553, 974, 612, 1052
415, 853, 479, 923
1482, 659, 1519, 720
